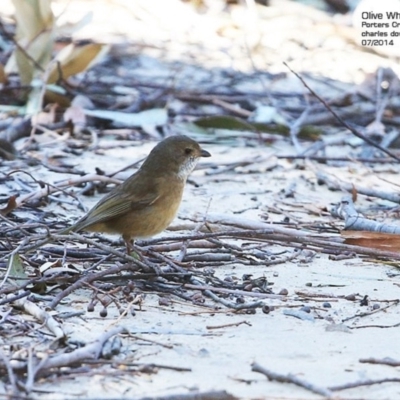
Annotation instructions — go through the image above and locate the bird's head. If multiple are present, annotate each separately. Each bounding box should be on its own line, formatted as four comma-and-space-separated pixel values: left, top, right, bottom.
142, 135, 211, 180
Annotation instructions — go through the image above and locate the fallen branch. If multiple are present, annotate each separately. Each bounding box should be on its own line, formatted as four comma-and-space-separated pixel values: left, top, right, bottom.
329, 377, 400, 392
251, 362, 333, 398
49, 262, 139, 309
359, 357, 400, 367
206, 320, 251, 330
14, 173, 121, 208
182, 283, 285, 300
317, 171, 400, 204
11, 294, 65, 340
343, 300, 399, 323
33, 326, 126, 378
187, 213, 400, 260
284, 62, 400, 162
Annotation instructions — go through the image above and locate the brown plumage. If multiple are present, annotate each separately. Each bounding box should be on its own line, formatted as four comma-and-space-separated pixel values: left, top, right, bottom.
67, 135, 211, 252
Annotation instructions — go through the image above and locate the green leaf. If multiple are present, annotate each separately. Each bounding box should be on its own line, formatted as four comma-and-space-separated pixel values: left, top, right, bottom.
7, 253, 29, 287
194, 116, 257, 131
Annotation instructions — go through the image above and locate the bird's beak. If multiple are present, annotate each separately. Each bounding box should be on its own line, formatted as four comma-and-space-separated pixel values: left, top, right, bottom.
200, 149, 211, 157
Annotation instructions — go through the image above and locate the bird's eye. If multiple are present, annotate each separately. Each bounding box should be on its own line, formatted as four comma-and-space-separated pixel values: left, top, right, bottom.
184, 148, 193, 155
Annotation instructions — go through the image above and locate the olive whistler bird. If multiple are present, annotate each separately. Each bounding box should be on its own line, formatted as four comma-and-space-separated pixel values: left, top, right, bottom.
63, 135, 211, 253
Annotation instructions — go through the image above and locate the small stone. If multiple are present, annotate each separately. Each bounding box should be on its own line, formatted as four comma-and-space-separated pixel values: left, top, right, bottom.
323, 302, 332, 308
372, 303, 380, 310
279, 288, 289, 296
99, 308, 108, 318
262, 305, 274, 314
158, 297, 171, 306
360, 295, 369, 306
300, 306, 311, 313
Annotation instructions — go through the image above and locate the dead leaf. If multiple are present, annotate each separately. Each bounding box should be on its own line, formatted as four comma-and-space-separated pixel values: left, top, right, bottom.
342, 230, 400, 253
194, 115, 257, 131
44, 90, 71, 107
47, 42, 109, 84
63, 105, 86, 130
351, 185, 357, 203
7, 253, 28, 287
0, 195, 17, 216
0, 64, 7, 84
31, 103, 58, 126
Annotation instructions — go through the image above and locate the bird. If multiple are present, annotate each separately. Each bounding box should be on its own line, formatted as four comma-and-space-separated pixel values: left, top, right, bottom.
64, 135, 211, 253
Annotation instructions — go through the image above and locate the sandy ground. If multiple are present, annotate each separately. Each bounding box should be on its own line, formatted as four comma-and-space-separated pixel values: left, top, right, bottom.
3, 141, 400, 400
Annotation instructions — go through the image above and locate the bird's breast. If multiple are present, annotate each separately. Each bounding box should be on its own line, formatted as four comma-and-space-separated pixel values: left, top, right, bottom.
93, 178, 185, 239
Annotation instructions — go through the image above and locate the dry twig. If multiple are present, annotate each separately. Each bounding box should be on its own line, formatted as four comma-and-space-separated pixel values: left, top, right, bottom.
251, 362, 333, 398
284, 62, 400, 162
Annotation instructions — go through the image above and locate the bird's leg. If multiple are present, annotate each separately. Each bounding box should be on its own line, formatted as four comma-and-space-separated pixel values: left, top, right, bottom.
122, 235, 161, 274
123, 235, 133, 255
123, 235, 144, 259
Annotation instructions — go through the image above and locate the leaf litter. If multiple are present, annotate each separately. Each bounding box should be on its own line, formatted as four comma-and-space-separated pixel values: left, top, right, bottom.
1, 0, 400, 399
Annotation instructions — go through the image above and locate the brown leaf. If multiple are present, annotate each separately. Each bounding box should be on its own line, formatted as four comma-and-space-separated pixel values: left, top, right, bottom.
47, 43, 109, 84
342, 230, 400, 253
0, 63, 7, 84
351, 184, 357, 203
0, 195, 17, 216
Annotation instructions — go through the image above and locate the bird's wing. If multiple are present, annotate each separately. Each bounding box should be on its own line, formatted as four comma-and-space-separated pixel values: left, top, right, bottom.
71, 173, 162, 232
